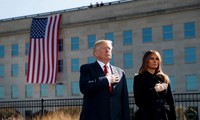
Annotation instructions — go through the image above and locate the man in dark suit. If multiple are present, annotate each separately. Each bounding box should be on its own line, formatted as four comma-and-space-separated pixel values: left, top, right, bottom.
79, 40, 130, 120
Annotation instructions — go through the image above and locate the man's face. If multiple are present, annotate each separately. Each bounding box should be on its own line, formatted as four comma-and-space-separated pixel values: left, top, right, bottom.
94, 42, 112, 63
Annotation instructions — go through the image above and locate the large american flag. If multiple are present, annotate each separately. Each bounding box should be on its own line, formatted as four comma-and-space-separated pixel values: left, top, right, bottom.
27, 14, 61, 84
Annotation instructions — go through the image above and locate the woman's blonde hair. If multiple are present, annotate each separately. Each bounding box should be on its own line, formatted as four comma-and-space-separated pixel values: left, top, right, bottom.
139, 50, 170, 84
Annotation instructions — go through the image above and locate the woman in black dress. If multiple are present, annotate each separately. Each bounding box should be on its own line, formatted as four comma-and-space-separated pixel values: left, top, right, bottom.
134, 50, 176, 120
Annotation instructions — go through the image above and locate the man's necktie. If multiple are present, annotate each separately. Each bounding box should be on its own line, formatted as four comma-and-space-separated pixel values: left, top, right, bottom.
104, 65, 112, 93
104, 65, 108, 75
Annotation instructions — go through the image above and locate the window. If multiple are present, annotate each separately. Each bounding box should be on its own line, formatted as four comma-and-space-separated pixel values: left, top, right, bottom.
163, 49, 174, 65
184, 22, 195, 39
71, 58, 79, 72
25, 84, 33, 98
25, 43, 29, 55
11, 85, 18, 99
123, 53, 133, 68
88, 56, 95, 63
12, 44, 19, 57
186, 75, 198, 91
105, 32, 114, 44
163, 25, 173, 41
142, 27, 152, 43
88, 34, 96, 49
0, 86, 5, 99
185, 47, 196, 63
169, 75, 175, 92
127, 78, 133, 94
56, 84, 64, 97
0, 45, 5, 58
123, 30, 132, 45
72, 81, 80, 95
11, 64, 18, 77
40, 84, 48, 97
71, 37, 79, 50
58, 60, 63, 72
58, 39, 63, 52
0, 65, 4, 77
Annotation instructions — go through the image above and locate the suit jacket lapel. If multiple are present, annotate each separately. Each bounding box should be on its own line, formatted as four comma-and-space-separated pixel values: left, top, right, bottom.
109, 65, 117, 75
92, 61, 105, 77
110, 65, 120, 93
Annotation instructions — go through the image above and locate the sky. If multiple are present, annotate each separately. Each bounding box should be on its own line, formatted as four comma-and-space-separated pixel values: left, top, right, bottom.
0, 0, 116, 20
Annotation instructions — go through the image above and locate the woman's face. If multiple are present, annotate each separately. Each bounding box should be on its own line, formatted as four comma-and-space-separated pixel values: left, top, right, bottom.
147, 53, 159, 70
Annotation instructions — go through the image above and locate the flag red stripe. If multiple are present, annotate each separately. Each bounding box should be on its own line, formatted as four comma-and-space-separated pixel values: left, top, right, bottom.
53, 15, 61, 83
41, 39, 45, 83
36, 40, 41, 83
46, 16, 52, 83
49, 16, 54, 84
32, 40, 36, 83
51, 15, 57, 83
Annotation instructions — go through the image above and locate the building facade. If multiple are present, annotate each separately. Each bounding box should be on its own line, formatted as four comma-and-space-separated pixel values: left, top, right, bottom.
0, 0, 199, 101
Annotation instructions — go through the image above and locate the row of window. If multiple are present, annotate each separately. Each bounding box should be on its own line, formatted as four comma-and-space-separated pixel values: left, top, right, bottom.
0, 74, 198, 99
0, 21, 196, 57
71, 22, 196, 50
0, 84, 66, 99
71, 47, 197, 71
0, 46, 197, 77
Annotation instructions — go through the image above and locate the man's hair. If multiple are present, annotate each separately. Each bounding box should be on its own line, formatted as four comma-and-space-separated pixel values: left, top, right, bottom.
93, 40, 112, 55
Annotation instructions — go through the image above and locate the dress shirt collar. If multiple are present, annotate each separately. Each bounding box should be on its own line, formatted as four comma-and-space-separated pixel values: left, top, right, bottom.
97, 60, 110, 71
